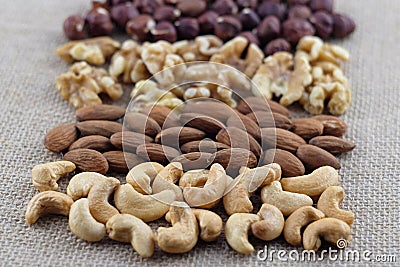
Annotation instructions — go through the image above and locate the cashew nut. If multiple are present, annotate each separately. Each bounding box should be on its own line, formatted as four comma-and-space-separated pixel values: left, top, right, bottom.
183, 163, 227, 209
69, 198, 106, 242
179, 169, 209, 188
106, 214, 155, 258
67, 172, 109, 201
261, 181, 313, 216
156, 201, 199, 253
152, 162, 183, 201
225, 213, 260, 254
126, 162, 164, 195
25, 191, 73, 225
251, 204, 284, 241
283, 206, 325, 246
280, 166, 339, 197
303, 218, 351, 251
114, 184, 175, 222
317, 186, 355, 225
32, 161, 76, 192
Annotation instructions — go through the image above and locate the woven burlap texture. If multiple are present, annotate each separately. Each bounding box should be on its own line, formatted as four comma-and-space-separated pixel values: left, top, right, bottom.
0, 0, 399, 266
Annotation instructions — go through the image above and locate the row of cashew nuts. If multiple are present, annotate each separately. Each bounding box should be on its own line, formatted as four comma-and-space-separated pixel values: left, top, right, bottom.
26, 160, 354, 257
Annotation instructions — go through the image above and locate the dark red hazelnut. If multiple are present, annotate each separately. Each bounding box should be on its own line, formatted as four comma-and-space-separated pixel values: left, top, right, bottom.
110, 3, 139, 28
256, 16, 281, 44
126, 14, 156, 41
288, 5, 312, 19
238, 31, 260, 46
237, 8, 260, 31
236, 0, 258, 9
332, 13, 356, 38
85, 7, 113, 37
310, 11, 333, 39
154, 6, 181, 22
91, 0, 111, 10
309, 0, 334, 13
264, 38, 291, 55
214, 15, 242, 41
177, 0, 207, 17
286, 0, 310, 6
110, 0, 130, 6
175, 18, 200, 40
211, 0, 238, 16
198, 11, 219, 34
282, 18, 315, 45
151, 21, 177, 42
63, 15, 86, 40
135, 0, 163, 14
257, 1, 285, 20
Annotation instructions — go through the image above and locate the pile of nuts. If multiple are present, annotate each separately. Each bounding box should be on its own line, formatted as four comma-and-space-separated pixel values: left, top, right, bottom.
63, 0, 356, 55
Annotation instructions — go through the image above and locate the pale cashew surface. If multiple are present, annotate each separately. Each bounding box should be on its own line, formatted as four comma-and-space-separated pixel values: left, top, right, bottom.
32, 161, 76, 192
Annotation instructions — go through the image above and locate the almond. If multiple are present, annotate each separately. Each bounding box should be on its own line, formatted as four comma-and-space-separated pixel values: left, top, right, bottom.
180, 140, 230, 154
69, 135, 113, 151
136, 143, 180, 164
237, 97, 291, 117
75, 104, 126, 121
262, 149, 305, 177
172, 152, 212, 171
110, 131, 153, 152
213, 148, 257, 176
76, 120, 123, 137
103, 151, 145, 173
226, 112, 261, 140
64, 148, 109, 174
216, 127, 262, 157
246, 111, 293, 130
309, 136, 356, 154
179, 113, 225, 136
296, 144, 341, 170
181, 100, 236, 122
312, 115, 347, 137
292, 118, 324, 140
124, 112, 161, 137
261, 128, 306, 153
155, 127, 206, 148
140, 105, 181, 128
44, 123, 78, 153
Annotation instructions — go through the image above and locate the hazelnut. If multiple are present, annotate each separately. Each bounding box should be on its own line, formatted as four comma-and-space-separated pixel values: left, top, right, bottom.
238, 31, 260, 46
91, 0, 111, 10
126, 14, 156, 41
257, 1, 285, 20
110, 0, 130, 6
164, 0, 178, 4
256, 16, 281, 44
310, 11, 333, 39
214, 15, 242, 41
332, 13, 356, 38
237, 8, 260, 31
175, 18, 200, 40
236, 0, 258, 10
264, 38, 291, 55
63, 15, 86, 40
287, 0, 310, 6
198, 11, 219, 34
282, 18, 315, 45
211, 0, 238, 16
287, 5, 312, 19
135, 0, 164, 14
309, 0, 334, 13
177, 0, 207, 17
151, 21, 177, 42
85, 7, 113, 37
154, 6, 181, 22
110, 3, 139, 28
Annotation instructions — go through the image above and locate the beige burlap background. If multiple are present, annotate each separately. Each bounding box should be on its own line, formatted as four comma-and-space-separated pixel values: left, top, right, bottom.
0, 0, 399, 266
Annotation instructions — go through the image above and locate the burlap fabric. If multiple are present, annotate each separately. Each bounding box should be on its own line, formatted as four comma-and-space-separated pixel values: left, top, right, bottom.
0, 0, 399, 266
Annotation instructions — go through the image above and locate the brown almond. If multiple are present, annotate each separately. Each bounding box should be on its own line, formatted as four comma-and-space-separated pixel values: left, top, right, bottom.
261, 128, 306, 153
140, 105, 181, 128
181, 101, 236, 122
124, 112, 161, 137
181, 140, 230, 154
64, 148, 109, 174
262, 149, 305, 177
226, 112, 261, 140
216, 127, 262, 157
44, 123, 78, 153
155, 127, 206, 147
292, 118, 324, 140
110, 131, 153, 152
136, 143, 180, 164
237, 97, 291, 117
180, 113, 225, 136
69, 135, 113, 151
76, 120, 123, 137
246, 111, 293, 130
103, 151, 145, 173
313, 115, 348, 137
76, 104, 126, 121
309, 136, 356, 154
213, 148, 257, 176
296, 144, 341, 170
172, 152, 212, 171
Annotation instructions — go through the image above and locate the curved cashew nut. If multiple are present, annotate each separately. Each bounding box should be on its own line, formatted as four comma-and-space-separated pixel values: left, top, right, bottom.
223, 164, 282, 215
25, 191, 73, 225
88, 177, 120, 224
261, 181, 313, 216
225, 213, 260, 254
317, 186, 355, 225
32, 161, 76, 192
152, 162, 184, 201
106, 214, 155, 258
156, 201, 199, 253
283, 206, 325, 246
303, 218, 351, 251
69, 198, 106, 242
179, 169, 209, 188
183, 163, 227, 209
126, 162, 164, 194
114, 184, 176, 222
280, 166, 339, 197
67, 172, 109, 200
251, 204, 284, 241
